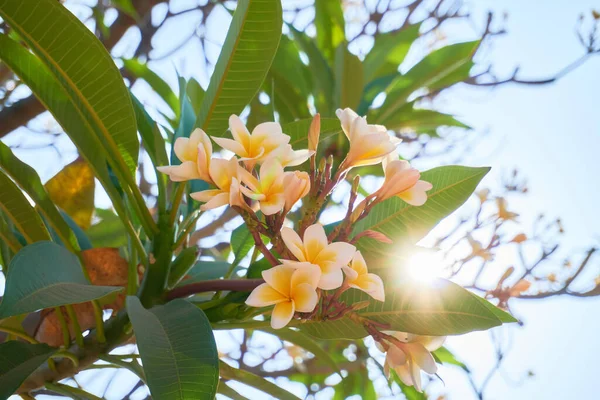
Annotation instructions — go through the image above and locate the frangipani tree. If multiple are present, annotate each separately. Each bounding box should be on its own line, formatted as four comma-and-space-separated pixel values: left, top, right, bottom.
0, 0, 547, 398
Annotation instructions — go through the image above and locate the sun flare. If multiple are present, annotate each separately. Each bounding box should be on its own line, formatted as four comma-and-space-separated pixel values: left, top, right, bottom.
405, 249, 445, 283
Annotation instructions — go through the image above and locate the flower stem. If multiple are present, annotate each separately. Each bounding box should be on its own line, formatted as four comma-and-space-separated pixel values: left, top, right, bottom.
91, 301, 106, 344
0, 327, 38, 344
168, 182, 186, 227
54, 307, 70, 348
65, 305, 84, 348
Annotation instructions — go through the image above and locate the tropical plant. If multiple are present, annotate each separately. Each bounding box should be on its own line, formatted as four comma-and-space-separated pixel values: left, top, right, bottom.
1, 0, 598, 399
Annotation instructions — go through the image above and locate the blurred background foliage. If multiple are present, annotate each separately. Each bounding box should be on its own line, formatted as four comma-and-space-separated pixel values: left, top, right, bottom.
1, 0, 599, 399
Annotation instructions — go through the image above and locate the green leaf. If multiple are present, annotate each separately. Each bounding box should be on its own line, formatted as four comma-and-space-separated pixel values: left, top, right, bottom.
384, 102, 470, 132
261, 328, 341, 376
196, 0, 282, 136
219, 361, 299, 400
0, 171, 51, 244
468, 291, 518, 323
433, 346, 469, 371
289, 27, 335, 116
0, 214, 22, 253
167, 246, 199, 288
363, 24, 421, 82
0, 0, 139, 178
0, 341, 56, 399
353, 166, 490, 256
334, 46, 363, 110
0, 241, 122, 318
314, 0, 345, 63
126, 297, 219, 400
110, 0, 139, 19
172, 77, 197, 165
123, 58, 179, 117
45, 158, 95, 230
231, 223, 254, 264
298, 279, 508, 339
86, 209, 128, 248
374, 41, 479, 124
0, 32, 143, 245
179, 260, 233, 284
130, 93, 169, 168
0, 141, 78, 250
186, 78, 205, 116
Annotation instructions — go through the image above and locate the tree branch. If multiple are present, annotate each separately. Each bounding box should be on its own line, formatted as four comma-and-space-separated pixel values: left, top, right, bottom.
166, 279, 264, 300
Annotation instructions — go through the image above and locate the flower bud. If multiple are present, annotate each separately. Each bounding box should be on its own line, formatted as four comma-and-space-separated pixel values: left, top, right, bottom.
282, 171, 311, 213
308, 113, 320, 153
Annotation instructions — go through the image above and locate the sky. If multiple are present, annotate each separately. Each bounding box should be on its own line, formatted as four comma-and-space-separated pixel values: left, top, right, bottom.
4, 0, 600, 399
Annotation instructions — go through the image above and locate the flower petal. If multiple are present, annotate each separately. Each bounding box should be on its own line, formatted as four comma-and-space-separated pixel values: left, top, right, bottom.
314, 242, 356, 272
409, 360, 423, 392
262, 264, 296, 298
290, 263, 321, 288
173, 137, 196, 162
291, 283, 318, 313
303, 224, 329, 262
354, 273, 385, 302
342, 265, 359, 282
406, 342, 437, 374
200, 192, 229, 210
387, 345, 407, 367
212, 137, 248, 158
398, 180, 433, 206
271, 300, 295, 329
281, 227, 306, 262
394, 363, 414, 387
246, 283, 287, 307
318, 267, 344, 290
157, 162, 200, 182
229, 114, 251, 149
260, 194, 285, 215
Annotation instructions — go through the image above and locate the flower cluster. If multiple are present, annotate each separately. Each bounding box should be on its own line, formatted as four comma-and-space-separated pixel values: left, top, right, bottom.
378, 332, 446, 392
158, 108, 433, 332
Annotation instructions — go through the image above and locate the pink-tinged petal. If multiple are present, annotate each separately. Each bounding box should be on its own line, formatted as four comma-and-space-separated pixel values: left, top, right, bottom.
335, 108, 360, 140
230, 178, 253, 212
240, 186, 266, 202
291, 283, 319, 312
387, 346, 407, 367
281, 227, 306, 262
229, 114, 251, 150
406, 343, 437, 374
259, 159, 284, 190
303, 224, 329, 261
260, 194, 285, 216
314, 242, 356, 272
318, 267, 344, 290
398, 180, 433, 206
196, 150, 213, 184
237, 167, 259, 192
262, 264, 295, 298
252, 121, 283, 139
409, 360, 423, 392
342, 265, 359, 282
394, 363, 414, 387
157, 162, 201, 182
212, 137, 248, 158
419, 336, 447, 352
383, 358, 391, 378
290, 263, 321, 288
246, 283, 287, 307
283, 149, 313, 167
270, 300, 295, 329
190, 189, 222, 202
199, 192, 229, 210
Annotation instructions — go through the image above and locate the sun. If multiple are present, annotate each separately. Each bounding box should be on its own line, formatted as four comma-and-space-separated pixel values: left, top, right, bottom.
405, 249, 445, 283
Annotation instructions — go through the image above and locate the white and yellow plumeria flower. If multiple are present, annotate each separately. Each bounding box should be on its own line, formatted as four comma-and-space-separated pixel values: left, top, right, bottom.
342, 251, 385, 302
381, 332, 446, 392
336, 108, 399, 168
238, 159, 286, 215
282, 171, 311, 213
266, 144, 313, 168
246, 262, 321, 329
190, 157, 240, 210
157, 128, 213, 183
374, 154, 433, 206
212, 115, 290, 168
281, 224, 355, 290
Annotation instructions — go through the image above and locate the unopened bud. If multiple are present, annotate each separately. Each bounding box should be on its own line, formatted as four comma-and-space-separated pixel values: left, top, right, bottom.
351, 175, 360, 194
351, 301, 371, 311
308, 113, 321, 153
360, 230, 393, 244
510, 233, 527, 244
318, 157, 326, 172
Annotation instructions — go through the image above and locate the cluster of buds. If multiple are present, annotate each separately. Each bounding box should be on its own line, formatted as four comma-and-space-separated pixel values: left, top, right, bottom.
159, 108, 435, 386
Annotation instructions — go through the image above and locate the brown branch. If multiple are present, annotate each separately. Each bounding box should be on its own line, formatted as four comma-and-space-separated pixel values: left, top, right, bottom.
166, 279, 264, 300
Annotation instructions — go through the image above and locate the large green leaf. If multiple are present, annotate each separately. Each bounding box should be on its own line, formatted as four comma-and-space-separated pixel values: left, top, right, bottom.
171, 77, 197, 165
334, 46, 363, 110
86, 209, 128, 248
0, 141, 78, 250
0, 241, 122, 318
0, 171, 51, 244
298, 279, 514, 339
0, 33, 142, 248
384, 102, 470, 133
433, 346, 469, 371
131, 93, 169, 168
123, 58, 179, 117
0, 341, 56, 399
353, 166, 490, 256
178, 260, 233, 285
0, 0, 138, 176
374, 41, 479, 124
363, 24, 421, 82
231, 223, 254, 264
126, 297, 219, 400
220, 361, 299, 400
314, 0, 345, 63
195, 0, 282, 136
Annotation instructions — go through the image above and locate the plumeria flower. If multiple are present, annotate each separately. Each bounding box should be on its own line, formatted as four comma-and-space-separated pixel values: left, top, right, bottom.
246, 262, 321, 329
342, 251, 385, 302
157, 128, 213, 183
238, 159, 286, 215
212, 115, 290, 168
374, 154, 433, 206
281, 224, 355, 290
336, 108, 399, 169
190, 157, 240, 210
266, 144, 313, 168
381, 332, 446, 392
282, 171, 311, 213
